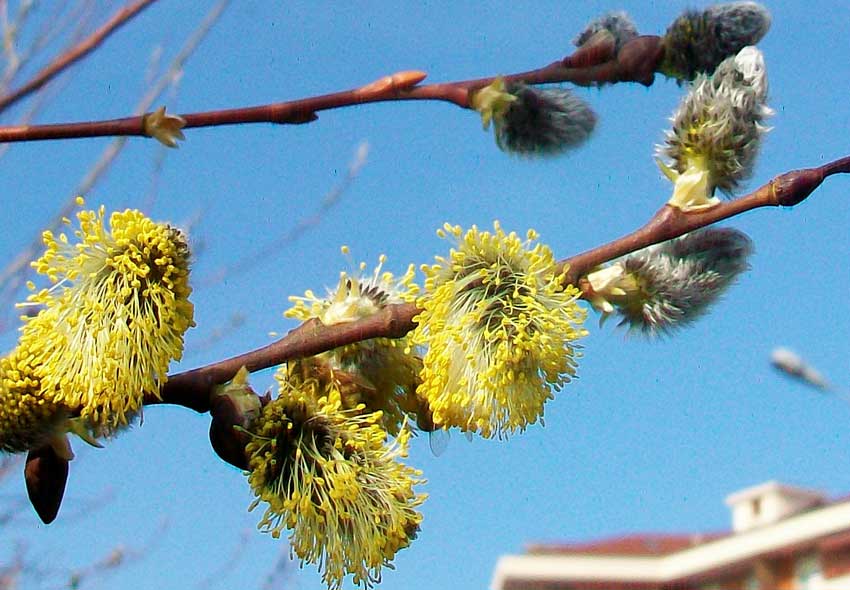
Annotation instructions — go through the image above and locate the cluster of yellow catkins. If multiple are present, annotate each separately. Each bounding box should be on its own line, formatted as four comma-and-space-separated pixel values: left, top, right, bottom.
245, 227, 588, 587
2, 207, 588, 590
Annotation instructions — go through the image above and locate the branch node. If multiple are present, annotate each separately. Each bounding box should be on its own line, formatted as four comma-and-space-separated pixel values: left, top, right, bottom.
770, 168, 825, 207
616, 35, 663, 86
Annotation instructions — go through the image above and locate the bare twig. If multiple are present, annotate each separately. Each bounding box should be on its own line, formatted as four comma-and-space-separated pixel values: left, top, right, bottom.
0, 0, 230, 327
194, 528, 252, 589
560, 158, 850, 284
197, 140, 370, 288
0, 0, 159, 114
8, 2, 84, 91
0, 35, 665, 144
153, 155, 850, 414
0, 63, 69, 162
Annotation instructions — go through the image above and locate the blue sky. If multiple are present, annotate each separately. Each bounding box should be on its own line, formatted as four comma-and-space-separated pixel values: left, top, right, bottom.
0, 2, 848, 589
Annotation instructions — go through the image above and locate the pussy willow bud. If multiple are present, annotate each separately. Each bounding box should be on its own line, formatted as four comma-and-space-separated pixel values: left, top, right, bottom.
660, 2, 771, 81
657, 46, 772, 211
494, 83, 596, 157
574, 11, 638, 53
586, 227, 753, 336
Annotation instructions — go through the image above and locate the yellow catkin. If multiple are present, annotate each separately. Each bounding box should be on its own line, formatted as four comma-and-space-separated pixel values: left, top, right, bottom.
0, 348, 67, 453
413, 222, 587, 438
246, 360, 426, 589
285, 255, 424, 436
18, 207, 194, 436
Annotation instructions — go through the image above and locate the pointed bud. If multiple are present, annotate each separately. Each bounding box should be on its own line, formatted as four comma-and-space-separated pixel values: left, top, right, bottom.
660, 2, 771, 81
25, 437, 71, 524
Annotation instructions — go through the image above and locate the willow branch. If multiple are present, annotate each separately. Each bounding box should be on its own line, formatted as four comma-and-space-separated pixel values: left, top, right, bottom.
0, 35, 664, 144
560, 158, 849, 284
155, 305, 419, 413
154, 154, 850, 414
0, 0, 159, 114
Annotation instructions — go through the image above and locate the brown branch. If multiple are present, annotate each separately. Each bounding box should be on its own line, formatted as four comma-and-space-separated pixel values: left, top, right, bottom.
0, 0, 159, 114
559, 162, 839, 284
154, 304, 419, 413
0, 35, 664, 144
154, 155, 848, 415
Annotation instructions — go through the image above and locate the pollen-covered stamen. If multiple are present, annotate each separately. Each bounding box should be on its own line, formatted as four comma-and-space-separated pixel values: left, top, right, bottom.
0, 349, 69, 454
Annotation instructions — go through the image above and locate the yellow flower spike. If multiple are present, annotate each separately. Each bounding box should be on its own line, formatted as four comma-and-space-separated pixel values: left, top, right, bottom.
286, 254, 424, 437
0, 348, 69, 453
18, 207, 194, 436
142, 106, 187, 148
413, 221, 588, 439
245, 361, 426, 590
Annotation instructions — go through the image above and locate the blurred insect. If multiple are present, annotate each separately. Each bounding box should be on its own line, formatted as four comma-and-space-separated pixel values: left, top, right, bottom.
770, 347, 830, 391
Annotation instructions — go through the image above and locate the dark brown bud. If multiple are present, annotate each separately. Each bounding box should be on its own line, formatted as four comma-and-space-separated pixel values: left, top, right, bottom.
209, 394, 257, 470
25, 443, 69, 524
771, 168, 825, 207
209, 368, 263, 470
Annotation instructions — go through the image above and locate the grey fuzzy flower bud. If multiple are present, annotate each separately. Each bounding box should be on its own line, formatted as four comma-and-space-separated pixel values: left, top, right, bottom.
589, 228, 753, 336
660, 2, 771, 81
574, 11, 638, 53
495, 84, 596, 157
657, 46, 772, 208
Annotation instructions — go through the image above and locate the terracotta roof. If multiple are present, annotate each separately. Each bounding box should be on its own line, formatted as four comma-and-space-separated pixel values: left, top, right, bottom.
527, 532, 729, 557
